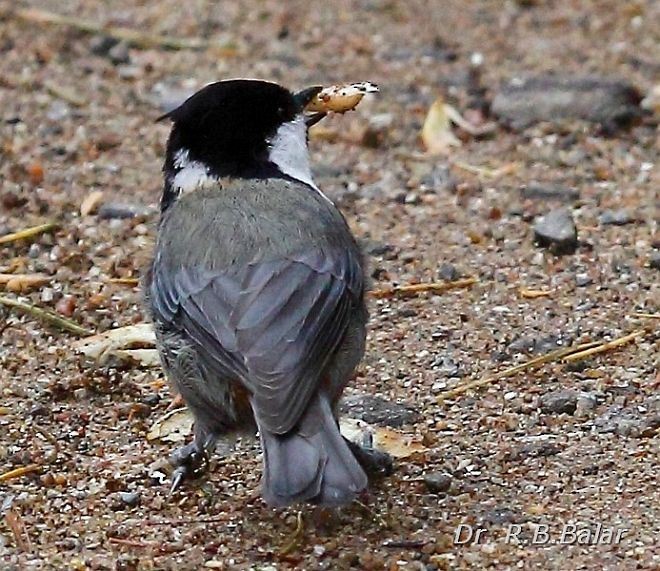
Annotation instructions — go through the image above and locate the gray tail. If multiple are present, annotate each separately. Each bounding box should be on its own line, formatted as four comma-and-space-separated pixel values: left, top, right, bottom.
258, 394, 367, 507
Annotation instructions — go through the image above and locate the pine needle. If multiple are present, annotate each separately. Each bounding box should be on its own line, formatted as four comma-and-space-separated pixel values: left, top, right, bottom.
563, 329, 646, 363
0, 296, 93, 336
370, 277, 477, 299
0, 223, 57, 245
0, 464, 41, 483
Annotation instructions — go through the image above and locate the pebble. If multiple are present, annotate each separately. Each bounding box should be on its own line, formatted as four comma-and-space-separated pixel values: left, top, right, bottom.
575, 273, 593, 287
108, 41, 131, 65
438, 263, 461, 281
649, 252, 660, 270
492, 76, 642, 131
521, 184, 579, 202
97, 202, 154, 219
539, 389, 578, 415
424, 472, 452, 494
599, 209, 634, 226
118, 491, 140, 507
533, 208, 578, 254
339, 395, 419, 428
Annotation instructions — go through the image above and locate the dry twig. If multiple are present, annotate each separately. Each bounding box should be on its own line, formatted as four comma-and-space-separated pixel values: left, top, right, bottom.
0, 464, 42, 483
370, 277, 477, 299
279, 511, 305, 556
563, 329, 646, 363
0, 223, 57, 245
0, 274, 50, 292
519, 287, 554, 299
437, 341, 600, 402
5, 509, 32, 552
0, 296, 93, 336
108, 277, 140, 286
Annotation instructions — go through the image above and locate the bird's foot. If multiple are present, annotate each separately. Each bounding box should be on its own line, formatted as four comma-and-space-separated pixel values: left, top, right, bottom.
168, 440, 210, 494
345, 438, 394, 479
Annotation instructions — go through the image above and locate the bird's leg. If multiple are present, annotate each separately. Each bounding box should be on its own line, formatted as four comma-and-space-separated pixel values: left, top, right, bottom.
344, 436, 394, 478
169, 424, 217, 494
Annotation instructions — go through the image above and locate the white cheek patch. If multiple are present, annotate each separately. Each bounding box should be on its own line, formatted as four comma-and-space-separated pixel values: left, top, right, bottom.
268, 115, 322, 193
171, 148, 218, 194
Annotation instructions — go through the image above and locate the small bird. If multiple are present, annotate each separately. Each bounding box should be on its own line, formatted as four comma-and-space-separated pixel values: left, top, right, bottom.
144, 79, 391, 507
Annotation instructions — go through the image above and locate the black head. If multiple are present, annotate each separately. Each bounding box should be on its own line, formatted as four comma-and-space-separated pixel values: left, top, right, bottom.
159, 79, 322, 211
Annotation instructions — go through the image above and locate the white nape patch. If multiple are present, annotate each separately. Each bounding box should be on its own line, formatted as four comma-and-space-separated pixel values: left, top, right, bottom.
268, 115, 325, 196
171, 148, 217, 194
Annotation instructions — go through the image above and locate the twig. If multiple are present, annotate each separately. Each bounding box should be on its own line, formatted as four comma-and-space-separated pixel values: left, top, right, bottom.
451, 160, 518, 179
370, 277, 477, 299
42, 80, 86, 107
383, 539, 429, 549
0, 296, 93, 336
108, 277, 140, 286
279, 511, 305, 556
0, 274, 51, 291
519, 287, 554, 299
0, 464, 41, 482
563, 330, 646, 363
12, 7, 211, 50
631, 313, 660, 320
5, 509, 32, 552
437, 341, 600, 402
0, 222, 57, 245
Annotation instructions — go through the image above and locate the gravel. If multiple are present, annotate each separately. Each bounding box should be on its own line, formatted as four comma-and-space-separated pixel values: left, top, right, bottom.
0, 0, 657, 569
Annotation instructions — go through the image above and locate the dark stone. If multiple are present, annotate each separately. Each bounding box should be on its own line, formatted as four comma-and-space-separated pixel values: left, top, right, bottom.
492, 76, 643, 131
649, 252, 660, 270
438, 263, 461, 281
142, 394, 161, 407
340, 395, 419, 428
533, 208, 578, 254
97, 203, 154, 220
599, 209, 634, 226
521, 184, 579, 202
424, 472, 452, 494
432, 355, 461, 377
540, 390, 578, 415
483, 507, 521, 525
89, 35, 119, 56
366, 242, 394, 257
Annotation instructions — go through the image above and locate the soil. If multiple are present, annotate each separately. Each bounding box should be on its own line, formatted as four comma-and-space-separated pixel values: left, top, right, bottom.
0, 0, 658, 569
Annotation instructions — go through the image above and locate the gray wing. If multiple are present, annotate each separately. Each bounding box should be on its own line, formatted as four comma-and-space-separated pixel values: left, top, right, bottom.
150, 246, 363, 434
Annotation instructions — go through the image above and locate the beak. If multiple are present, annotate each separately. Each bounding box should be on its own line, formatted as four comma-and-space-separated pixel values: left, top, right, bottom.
293, 85, 323, 110
294, 86, 327, 128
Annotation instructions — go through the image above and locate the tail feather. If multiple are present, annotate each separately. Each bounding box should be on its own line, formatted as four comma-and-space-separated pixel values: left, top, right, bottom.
258, 395, 367, 507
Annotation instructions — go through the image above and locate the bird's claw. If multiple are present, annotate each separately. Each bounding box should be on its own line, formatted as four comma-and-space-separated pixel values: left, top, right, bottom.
345, 438, 394, 479
168, 442, 210, 494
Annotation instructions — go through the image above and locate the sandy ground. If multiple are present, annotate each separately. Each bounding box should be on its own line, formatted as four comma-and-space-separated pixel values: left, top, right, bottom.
0, 0, 658, 569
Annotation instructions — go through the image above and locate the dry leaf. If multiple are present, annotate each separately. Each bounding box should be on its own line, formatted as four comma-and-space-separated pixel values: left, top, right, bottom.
340, 418, 427, 458
421, 96, 461, 155
72, 323, 156, 361
80, 190, 105, 216
147, 408, 194, 442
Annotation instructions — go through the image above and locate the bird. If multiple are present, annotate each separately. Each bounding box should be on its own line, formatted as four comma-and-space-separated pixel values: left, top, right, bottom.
144, 79, 391, 507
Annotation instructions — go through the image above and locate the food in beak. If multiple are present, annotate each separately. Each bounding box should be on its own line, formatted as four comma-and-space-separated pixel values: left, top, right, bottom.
304, 82, 379, 114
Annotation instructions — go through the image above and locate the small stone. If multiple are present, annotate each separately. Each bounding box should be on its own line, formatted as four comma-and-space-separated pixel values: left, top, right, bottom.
89, 35, 119, 56
521, 184, 579, 202
599, 209, 634, 226
575, 392, 598, 417
492, 76, 642, 131
98, 202, 154, 220
649, 252, 660, 270
438, 263, 460, 281
533, 208, 578, 254
424, 472, 452, 494
339, 395, 419, 428
108, 41, 130, 65
118, 491, 140, 507
575, 273, 593, 287
540, 389, 578, 415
